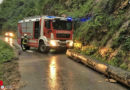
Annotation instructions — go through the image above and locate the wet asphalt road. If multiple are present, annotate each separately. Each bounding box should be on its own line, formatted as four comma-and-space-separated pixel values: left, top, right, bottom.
18, 50, 129, 90
0, 38, 130, 90
0, 37, 129, 90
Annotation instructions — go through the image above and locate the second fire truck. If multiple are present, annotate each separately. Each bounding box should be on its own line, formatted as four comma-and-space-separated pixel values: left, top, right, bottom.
17, 16, 74, 53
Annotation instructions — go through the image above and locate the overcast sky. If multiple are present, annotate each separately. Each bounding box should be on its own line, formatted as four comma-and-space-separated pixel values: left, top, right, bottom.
0, 0, 3, 4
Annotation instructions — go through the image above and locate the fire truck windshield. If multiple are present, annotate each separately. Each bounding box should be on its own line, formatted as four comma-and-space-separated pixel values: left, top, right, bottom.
52, 20, 72, 30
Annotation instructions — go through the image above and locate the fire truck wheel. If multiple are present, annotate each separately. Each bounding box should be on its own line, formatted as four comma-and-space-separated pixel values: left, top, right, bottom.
38, 42, 50, 53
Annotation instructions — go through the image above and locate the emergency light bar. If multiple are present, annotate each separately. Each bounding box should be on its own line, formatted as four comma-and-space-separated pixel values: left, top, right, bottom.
46, 16, 56, 18
67, 17, 72, 21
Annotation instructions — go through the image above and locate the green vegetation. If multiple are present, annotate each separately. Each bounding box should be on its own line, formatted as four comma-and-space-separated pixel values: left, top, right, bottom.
0, 40, 14, 63
72, 0, 130, 71
0, 39, 14, 81
0, 0, 129, 70
0, 64, 2, 80
120, 63, 128, 70
81, 45, 98, 55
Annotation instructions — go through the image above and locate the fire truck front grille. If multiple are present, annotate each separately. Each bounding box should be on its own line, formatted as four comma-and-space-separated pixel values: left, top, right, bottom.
56, 34, 70, 38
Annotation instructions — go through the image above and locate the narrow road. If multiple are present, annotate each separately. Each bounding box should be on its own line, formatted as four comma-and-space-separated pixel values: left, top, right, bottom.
18, 50, 128, 90
0, 37, 129, 90
0, 38, 130, 90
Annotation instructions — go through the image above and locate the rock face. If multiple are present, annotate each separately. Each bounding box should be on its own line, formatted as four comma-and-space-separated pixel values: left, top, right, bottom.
66, 49, 130, 87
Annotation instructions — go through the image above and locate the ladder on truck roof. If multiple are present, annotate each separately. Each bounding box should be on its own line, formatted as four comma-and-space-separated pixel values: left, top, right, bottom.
19, 16, 41, 23
18, 15, 67, 23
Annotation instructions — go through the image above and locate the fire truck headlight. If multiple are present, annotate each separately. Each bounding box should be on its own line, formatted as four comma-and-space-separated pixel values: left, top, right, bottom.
9, 33, 14, 37
5, 33, 8, 36
69, 41, 73, 47
50, 40, 57, 46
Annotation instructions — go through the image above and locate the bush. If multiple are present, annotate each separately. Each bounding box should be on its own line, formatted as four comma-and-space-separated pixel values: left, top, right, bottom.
120, 63, 128, 70
111, 30, 129, 49
0, 40, 14, 63
122, 37, 130, 51
111, 38, 120, 49
108, 57, 121, 67
83, 45, 98, 55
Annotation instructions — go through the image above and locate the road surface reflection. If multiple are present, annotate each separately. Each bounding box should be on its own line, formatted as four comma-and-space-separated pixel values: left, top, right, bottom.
4, 37, 13, 46
49, 56, 58, 89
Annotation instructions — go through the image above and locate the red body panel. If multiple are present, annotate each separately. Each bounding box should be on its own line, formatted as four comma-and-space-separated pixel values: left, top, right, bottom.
18, 17, 73, 48
54, 30, 73, 40
28, 39, 39, 48
43, 21, 73, 40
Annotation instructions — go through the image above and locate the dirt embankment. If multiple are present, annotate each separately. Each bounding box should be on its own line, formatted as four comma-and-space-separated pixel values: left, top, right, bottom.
0, 59, 20, 90
0, 42, 21, 90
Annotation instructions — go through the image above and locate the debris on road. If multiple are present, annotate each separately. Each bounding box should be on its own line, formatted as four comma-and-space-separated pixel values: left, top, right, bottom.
66, 49, 130, 87
105, 79, 117, 83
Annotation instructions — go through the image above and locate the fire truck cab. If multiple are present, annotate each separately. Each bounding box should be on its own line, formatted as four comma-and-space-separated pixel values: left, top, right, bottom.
17, 16, 73, 53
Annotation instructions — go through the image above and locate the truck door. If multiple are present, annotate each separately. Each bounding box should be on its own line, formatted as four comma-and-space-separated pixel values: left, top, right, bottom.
44, 20, 52, 38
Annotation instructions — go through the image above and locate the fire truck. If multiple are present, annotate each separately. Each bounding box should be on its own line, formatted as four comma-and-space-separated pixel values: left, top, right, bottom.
17, 16, 74, 53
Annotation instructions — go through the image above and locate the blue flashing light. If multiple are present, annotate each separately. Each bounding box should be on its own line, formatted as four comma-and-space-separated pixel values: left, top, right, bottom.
80, 17, 91, 22
67, 17, 72, 21
47, 16, 56, 18
80, 18, 87, 22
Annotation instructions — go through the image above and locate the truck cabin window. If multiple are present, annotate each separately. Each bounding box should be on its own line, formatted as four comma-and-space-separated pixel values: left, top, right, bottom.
45, 20, 51, 29
52, 20, 72, 30
34, 21, 40, 39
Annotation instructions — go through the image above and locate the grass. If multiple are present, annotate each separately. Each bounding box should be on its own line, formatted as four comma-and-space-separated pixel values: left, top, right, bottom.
0, 40, 20, 87
0, 39, 14, 63
0, 39, 14, 81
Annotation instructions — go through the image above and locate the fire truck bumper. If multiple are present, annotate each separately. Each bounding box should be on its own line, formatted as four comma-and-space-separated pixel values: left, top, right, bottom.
49, 40, 73, 49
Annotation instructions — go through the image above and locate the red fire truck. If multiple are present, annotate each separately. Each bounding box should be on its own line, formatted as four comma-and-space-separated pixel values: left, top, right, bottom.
17, 16, 74, 53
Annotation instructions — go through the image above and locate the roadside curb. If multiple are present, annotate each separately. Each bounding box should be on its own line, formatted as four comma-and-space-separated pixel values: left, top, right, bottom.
66, 49, 130, 87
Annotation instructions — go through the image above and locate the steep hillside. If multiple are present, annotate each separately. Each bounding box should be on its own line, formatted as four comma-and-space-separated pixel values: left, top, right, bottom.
0, 0, 129, 70
69, 0, 130, 71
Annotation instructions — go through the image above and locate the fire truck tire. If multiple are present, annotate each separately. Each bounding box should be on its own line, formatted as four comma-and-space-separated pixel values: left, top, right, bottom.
38, 42, 50, 53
